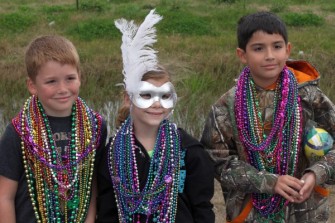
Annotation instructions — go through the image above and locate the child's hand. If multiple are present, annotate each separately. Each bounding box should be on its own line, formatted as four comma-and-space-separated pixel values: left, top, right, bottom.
295, 172, 316, 203
274, 175, 304, 202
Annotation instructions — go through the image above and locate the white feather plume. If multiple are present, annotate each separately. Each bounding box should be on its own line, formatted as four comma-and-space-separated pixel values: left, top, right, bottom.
115, 9, 163, 94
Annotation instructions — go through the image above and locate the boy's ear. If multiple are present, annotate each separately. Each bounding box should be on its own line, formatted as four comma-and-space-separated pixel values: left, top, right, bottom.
236, 48, 247, 64
27, 78, 37, 95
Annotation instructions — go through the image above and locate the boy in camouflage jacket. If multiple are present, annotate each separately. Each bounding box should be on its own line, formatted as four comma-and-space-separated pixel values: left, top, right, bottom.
201, 11, 335, 223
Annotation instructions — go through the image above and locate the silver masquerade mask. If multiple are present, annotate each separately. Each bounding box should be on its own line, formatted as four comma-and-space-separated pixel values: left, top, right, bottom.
131, 81, 177, 109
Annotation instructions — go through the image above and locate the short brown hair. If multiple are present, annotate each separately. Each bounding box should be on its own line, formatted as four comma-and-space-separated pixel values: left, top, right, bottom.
25, 35, 80, 80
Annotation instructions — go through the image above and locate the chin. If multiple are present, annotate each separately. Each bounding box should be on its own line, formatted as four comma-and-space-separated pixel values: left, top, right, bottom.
147, 119, 164, 126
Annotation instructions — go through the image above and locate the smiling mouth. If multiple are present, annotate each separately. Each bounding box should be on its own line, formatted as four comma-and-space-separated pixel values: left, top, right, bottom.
55, 96, 71, 101
263, 64, 277, 68
147, 111, 163, 116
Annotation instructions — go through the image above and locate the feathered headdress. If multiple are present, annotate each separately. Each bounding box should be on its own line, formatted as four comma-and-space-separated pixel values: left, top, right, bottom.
115, 9, 163, 94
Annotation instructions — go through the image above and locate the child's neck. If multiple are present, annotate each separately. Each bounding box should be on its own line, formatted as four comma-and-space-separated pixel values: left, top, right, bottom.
251, 75, 279, 89
134, 125, 159, 152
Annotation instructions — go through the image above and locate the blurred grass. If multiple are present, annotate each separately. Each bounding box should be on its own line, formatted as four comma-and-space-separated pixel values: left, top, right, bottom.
1, 0, 334, 137
0, 0, 334, 138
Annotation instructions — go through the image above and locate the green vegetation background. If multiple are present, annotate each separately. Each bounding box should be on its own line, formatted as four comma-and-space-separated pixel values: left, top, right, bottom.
1, 0, 335, 138
0, 0, 335, 137
1, 0, 335, 221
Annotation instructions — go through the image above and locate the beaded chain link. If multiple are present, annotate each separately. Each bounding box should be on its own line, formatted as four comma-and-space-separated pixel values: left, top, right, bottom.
235, 66, 303, 220
12, 95, 103, 223
108, 117, 181, 223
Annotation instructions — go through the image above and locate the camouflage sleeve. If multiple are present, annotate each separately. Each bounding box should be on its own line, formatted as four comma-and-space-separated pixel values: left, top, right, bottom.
201, 92, 278, 194
201, 102, 237, 179
221, 159, 278, 194
303, 86, 335, 185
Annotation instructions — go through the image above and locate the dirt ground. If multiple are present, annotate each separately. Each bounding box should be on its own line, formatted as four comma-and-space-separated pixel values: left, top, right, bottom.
212, 180, 226, 222
212, 180, 335, 222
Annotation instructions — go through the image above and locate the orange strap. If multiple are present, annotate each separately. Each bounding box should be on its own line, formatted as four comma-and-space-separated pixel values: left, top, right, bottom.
226, 186, 328, 223
226, 199, 253, 223
314, 185, 329, 197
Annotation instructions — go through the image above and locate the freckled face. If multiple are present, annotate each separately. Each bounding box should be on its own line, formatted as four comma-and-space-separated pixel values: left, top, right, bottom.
27, 61, 81, 117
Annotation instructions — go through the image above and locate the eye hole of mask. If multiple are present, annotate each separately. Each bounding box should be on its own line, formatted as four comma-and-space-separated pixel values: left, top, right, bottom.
139, 93, 172, 100
162, 93, 172, 100
139, 93, 151, 99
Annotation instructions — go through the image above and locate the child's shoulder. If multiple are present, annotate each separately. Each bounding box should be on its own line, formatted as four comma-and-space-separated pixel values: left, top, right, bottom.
177, 128, 200, 148
178, 128, 208, 154
1, 122, 19, 139
211, 86, 236, 108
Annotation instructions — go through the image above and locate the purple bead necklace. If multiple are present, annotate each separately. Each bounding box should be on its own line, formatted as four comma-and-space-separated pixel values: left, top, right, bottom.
235, 66, 303, 219
108, 117, 181, 223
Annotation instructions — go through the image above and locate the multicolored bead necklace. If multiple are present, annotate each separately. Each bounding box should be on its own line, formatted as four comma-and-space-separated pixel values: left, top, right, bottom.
108, 117, 181, 223
235, 66, 303, 220
12, 95, 103, 223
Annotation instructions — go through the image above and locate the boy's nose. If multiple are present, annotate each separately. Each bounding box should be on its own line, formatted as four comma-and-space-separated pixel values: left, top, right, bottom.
265, 49, 274, 60
57, 81, 68, 93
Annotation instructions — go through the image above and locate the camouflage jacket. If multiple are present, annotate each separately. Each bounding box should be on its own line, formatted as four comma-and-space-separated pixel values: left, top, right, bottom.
201, 60, 335, 223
